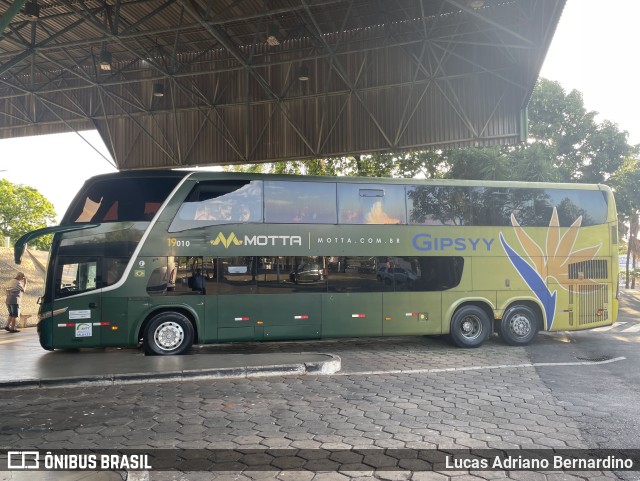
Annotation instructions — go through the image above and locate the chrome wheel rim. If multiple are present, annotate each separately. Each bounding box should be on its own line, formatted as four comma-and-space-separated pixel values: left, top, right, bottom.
460, 315, 482, 340
509, 313, 531, 338
153, 321, 185, 351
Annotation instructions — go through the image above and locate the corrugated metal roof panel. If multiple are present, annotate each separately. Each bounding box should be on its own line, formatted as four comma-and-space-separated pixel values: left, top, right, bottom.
0, 0, 565, 168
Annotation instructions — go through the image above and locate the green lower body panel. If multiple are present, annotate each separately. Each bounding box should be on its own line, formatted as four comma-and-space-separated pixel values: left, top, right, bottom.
382, 292, 442, 335
322, 292, 383, 338
217, 294, 321, 341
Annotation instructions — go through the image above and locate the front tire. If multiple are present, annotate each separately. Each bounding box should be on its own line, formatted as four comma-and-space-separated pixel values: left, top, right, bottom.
498, 305, 539, 346
449, 305, 491, 348
144, 312, 194, 356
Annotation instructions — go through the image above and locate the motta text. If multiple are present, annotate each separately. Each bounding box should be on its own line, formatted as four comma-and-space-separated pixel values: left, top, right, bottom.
210, 233, 303, 248
244, 235, 302, 246
317, 237, 401, 244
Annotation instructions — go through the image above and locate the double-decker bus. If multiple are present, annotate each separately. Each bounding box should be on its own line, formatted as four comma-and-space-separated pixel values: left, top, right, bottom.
15, 171, 618, 355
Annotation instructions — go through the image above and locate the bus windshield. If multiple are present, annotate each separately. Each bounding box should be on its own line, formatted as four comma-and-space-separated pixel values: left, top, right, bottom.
63, 176, 182, 224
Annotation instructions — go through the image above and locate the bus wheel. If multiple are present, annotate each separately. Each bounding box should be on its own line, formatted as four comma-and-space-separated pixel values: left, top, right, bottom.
449, 305, 491, 348
144, 312, 194, 356
499, 305, 539, 346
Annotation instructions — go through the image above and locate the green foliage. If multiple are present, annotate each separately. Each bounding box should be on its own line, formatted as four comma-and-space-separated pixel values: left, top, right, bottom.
609, 157, 640, 217
609, 157, 640, 288
507, 144, 562, 183
225, 151, 448, 180
0, 179, 56, 250
445, 148, 509, 181
528, 79, 630, 183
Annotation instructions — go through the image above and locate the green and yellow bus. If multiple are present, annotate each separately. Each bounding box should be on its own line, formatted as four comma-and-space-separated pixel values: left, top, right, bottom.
16, 171, 619, 355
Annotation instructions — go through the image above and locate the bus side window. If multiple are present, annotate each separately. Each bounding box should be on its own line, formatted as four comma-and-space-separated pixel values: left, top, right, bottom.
54, 257, 100, 299
264, 181, 337, 224
104, 258, 127, 287
338, 184, 406, 225
375, 256, 464, 292
407, 186, 471, 226
328, 257, 381, 293
161, 257, 207, 295
547, 189, 605, 227
146, 258, 170, 296
218, 257, 257, 294
169, 181, 263, 231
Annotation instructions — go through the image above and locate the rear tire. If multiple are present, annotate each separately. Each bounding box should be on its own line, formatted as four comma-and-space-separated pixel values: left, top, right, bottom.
449, 305, 491, 348
144, 312, 194, 356
498, 305, 539, 346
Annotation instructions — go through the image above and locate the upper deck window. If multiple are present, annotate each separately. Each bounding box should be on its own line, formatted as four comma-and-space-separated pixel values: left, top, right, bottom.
264, 181, 337, 224
65, 177, 181, 224
407, 186, 472, 226
338, 184, 406, 224
170, 180, 263, 231
472, 188, 608, 227
407, 185, 608, 227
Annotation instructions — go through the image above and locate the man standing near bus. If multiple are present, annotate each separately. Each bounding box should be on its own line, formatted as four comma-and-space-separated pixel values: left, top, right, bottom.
4, 272, 26, 333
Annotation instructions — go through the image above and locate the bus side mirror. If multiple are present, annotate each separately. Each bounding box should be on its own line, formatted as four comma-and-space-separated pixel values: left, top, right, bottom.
14, 243, 26, 265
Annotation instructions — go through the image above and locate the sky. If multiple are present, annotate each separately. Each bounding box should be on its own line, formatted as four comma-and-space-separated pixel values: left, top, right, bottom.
0, 0, 638, 221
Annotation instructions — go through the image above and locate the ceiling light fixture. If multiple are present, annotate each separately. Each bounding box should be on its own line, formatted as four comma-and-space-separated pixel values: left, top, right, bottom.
468, 0, 485, 8
298, 64, 309, 81
99, 48, 112, 71
267, 24, 280, 46
23, 1, 40, 19
153, 83, 164, 97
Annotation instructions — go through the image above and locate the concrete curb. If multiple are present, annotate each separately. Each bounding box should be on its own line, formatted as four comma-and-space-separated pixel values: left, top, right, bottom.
0, 353, 341, 389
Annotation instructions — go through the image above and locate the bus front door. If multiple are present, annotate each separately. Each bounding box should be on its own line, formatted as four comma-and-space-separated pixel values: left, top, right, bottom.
51, 256, 102, 349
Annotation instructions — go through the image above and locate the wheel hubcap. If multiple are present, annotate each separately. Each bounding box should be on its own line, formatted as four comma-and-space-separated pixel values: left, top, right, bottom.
510, 314, 531, 337
154, 321, 184, 351
460, 315, 482, 340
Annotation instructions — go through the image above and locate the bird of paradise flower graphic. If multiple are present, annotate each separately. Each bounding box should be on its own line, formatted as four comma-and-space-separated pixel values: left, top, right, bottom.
499, 207, 602, 330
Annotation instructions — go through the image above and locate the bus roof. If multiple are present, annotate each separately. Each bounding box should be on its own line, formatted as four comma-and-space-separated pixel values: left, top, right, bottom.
92, 169, 611, 192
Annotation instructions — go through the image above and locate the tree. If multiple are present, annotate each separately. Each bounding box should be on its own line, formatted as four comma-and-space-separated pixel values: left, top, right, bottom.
0, 179, 56, 250
527, 78, 630, 183
506, 143, 562, 183
226, 151, 448, 179
609, 155, 640, 288
445, 147, 509, 181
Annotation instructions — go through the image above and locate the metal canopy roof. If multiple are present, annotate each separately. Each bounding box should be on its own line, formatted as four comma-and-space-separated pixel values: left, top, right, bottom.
0, 0, 565, 170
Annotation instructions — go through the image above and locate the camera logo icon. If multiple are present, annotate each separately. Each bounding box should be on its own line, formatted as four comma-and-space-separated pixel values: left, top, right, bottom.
7, 451, 39, 469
